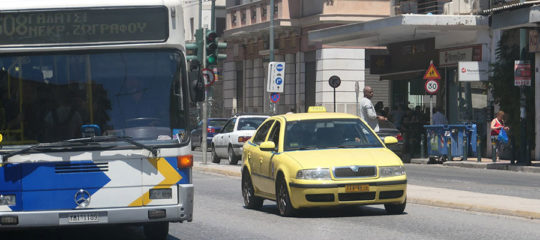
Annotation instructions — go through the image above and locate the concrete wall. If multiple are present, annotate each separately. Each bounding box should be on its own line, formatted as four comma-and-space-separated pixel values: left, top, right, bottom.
315, 48, 365, 114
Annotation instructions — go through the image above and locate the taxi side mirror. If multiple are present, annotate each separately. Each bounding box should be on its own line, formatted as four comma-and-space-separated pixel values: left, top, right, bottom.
383, 136, 398, 145
260, 141, 276, 151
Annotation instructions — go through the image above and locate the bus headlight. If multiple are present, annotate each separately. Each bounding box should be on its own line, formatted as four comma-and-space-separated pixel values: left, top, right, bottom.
379, 166, 406, 178
0, 195, 16, 206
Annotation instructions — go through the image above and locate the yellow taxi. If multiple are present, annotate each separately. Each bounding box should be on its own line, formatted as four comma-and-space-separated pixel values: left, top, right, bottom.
241, 106, 406, 216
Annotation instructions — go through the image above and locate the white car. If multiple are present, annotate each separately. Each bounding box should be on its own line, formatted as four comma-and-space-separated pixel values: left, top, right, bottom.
211, 115, 269, 164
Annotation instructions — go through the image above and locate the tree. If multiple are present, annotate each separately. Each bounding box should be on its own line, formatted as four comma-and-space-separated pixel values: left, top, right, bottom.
490, 30, 536, 156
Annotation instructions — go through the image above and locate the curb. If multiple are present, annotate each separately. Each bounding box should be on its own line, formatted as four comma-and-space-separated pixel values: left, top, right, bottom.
193, 164, 540, 220
411, 158, 540, 174
408, 198, 540, 220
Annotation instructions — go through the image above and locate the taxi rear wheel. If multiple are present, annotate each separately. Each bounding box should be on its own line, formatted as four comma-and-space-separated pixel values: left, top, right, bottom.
242, 170, 263, 209
384, 198, 406, 214
276, 176, 296, 217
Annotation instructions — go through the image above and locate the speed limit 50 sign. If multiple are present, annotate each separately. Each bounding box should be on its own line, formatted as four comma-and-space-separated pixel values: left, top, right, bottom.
425, 79, 439, 95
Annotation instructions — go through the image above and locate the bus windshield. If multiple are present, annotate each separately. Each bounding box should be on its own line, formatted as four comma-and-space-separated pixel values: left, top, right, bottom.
0, 49, 187, 145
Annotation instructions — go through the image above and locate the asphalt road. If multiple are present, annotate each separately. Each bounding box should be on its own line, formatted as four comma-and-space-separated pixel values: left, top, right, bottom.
5, 152, 540, 240
179, 171, 540, 240
194, 150, 540, 200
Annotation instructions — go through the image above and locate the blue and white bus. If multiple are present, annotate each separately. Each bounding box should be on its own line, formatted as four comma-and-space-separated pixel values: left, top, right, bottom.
0, 1, 197, 239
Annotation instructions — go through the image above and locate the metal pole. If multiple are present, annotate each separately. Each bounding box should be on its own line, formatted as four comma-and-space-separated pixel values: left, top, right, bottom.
334, 88, 336, 112
198, 0, 202, 29
269, 0, 275, 114
211, 0, 216, 31
429, 95, 433, 125
519, 26, 529, 165
202, 28, 208, 165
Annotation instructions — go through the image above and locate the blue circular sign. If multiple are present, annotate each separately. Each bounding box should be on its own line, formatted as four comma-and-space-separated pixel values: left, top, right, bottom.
270, 92, 280, 103
275, 77, 283, 85
276, 64, 284, 72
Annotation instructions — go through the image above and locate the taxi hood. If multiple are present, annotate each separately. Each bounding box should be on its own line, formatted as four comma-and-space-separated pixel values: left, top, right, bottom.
282, 148, 402, 169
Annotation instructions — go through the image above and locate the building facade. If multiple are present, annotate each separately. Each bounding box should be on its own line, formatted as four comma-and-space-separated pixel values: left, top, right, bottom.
310, 0, 539, 162
221, 0, 391, 115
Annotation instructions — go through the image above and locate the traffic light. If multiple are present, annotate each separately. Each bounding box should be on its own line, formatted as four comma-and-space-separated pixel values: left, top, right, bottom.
216, 41, 227, 63
205, 30, 218, 66
186, 29, 203, 61
188, 59, 205, 102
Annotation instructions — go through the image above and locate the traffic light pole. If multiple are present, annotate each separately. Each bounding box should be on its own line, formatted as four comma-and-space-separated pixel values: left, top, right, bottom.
202, 28, 208, 165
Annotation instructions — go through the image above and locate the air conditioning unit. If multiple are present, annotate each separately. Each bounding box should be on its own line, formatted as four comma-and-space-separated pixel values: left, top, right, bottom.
443, 0, 488, 15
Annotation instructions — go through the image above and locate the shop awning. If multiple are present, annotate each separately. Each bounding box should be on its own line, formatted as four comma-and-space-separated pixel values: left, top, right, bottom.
308, 14, 489, 47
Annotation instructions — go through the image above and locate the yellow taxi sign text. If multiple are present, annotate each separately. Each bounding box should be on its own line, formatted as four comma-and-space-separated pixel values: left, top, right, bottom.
307, 106, 326, 113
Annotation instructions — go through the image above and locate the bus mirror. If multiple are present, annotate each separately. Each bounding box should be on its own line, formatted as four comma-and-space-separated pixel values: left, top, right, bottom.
188, 60, 205, 102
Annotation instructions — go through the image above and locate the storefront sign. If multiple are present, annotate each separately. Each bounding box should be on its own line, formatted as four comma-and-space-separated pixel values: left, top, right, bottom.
439, 46, 482, 66
458, 61, 489, 81
514, 60, 531, 86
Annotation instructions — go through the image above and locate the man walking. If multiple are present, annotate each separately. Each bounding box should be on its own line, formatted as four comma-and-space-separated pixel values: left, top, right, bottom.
359, 86, 386, 132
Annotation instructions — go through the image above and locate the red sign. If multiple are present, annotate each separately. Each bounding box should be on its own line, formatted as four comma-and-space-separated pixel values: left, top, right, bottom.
425, 79, 439, 95
514, 60, 531, 86
423, 63, 441, 80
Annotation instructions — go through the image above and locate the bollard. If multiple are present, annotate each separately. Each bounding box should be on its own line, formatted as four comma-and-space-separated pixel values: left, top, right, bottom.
447, 136, 452, 161
476, 138, 481, 162
420, 134, 425, 159
491, 137, 497, 162
462, 129, 468, 161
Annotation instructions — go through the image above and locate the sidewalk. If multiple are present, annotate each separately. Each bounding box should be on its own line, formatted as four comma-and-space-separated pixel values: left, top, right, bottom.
411, 157, 540, 174
193, 161, 540, 220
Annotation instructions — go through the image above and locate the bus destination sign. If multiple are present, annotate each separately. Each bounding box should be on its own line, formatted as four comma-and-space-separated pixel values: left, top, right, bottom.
0, 7, 169, 45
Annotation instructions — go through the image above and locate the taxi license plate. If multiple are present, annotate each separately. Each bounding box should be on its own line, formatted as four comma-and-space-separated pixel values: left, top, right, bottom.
68, 213, 99, 223
345, 184, 369, 193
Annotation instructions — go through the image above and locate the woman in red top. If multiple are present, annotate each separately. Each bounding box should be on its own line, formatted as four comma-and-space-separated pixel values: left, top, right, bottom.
490, 111, 509, 160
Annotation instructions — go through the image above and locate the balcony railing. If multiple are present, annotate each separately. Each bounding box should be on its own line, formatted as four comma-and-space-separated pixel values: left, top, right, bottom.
394, 0, 451, 15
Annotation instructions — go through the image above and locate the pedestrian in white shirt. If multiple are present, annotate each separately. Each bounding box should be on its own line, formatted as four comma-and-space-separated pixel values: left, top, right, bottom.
359, 86, 387, 132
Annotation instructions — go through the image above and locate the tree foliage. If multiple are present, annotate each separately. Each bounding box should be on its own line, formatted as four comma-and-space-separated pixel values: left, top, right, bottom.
490, 31, 535, 150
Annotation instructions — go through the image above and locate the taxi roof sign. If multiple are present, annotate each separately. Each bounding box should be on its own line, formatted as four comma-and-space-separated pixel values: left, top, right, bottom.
423, 63, 441, 80
307, 106, 327, 113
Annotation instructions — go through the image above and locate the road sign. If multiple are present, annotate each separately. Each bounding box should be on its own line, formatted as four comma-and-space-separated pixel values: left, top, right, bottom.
423, 63, 441, 80
202, 68, 215, 87
328, 75, 341, 88
267, 62, 285, 93
425, 79, 439, 95
270, 92, 280, 103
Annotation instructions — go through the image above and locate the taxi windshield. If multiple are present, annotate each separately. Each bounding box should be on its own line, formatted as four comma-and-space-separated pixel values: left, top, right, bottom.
284, 119, 383, 151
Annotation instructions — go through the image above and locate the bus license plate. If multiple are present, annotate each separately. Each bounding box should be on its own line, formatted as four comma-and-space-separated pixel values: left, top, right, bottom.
68, 213, 99, 223
345, 184, 369, 193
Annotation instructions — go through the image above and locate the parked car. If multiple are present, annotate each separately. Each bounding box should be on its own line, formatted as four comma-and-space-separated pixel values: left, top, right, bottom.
377, 119, 405, 162
211, 115, 270, 164
191, 118, 229, 150
241, 106, 406, 216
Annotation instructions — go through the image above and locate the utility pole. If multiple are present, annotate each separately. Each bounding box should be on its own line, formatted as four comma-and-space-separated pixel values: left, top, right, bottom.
202, 27, 208, 164
269, 0, 276, 114
519, 11, 530, 165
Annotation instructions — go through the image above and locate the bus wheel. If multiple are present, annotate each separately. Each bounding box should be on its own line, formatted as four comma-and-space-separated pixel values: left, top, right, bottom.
143, 221, 169, 240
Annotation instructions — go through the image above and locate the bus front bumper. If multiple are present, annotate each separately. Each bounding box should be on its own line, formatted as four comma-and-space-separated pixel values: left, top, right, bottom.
0, 184, 193, 229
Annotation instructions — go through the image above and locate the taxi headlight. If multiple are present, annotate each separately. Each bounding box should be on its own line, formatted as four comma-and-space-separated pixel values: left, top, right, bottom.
296, 168, 331, 180
0, 195, 16, 206
379, 166, 406, 178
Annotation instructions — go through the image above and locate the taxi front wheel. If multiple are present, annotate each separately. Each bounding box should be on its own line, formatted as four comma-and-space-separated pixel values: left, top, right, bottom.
384, 198, 406, 215
276, 176, 297, 217
242, 170, 263, 209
